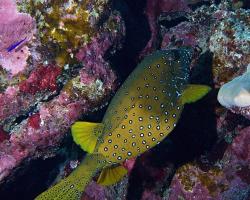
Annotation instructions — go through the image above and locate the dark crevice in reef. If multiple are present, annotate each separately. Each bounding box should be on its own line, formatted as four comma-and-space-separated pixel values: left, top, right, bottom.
0, 156, 64, 200
127, 51, 217, 200
11, 104, 37, 125
0, 135, 82, 200
108, 0, 150, 82
243, 0, 250, 9
189, 1, 212, 10
158, 14, 188, 29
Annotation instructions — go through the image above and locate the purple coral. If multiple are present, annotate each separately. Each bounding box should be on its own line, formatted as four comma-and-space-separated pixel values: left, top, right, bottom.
0, 0, 36, 76
141, 0, 191, 57
0, 0, 125, 190
168, 126, 250, 200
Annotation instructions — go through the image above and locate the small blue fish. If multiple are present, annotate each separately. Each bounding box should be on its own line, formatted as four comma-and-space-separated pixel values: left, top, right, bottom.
7, 37, 27, 52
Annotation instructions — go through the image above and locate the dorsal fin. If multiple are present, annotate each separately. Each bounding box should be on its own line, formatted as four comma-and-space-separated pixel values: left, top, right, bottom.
71, 122, 103, 153
97, 165, 128, 186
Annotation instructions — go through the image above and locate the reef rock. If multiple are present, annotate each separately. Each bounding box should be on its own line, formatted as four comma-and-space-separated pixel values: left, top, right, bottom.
0, 0, 124, 190
210, 7, 250, 87
0, 1, 250, 200
168, 126, 250, 200
0, 0, 36, 76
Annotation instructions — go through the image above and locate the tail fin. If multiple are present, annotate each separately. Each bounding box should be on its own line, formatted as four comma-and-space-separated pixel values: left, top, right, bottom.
35, 154, 105, 200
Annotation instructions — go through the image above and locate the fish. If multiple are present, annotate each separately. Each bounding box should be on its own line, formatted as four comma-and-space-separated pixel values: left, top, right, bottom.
35, 48, 211, 200
7, 37, 27, 52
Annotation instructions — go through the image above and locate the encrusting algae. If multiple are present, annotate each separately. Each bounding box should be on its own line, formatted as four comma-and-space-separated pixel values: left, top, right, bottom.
36, 48, 211, 200
17, 0, 108, 66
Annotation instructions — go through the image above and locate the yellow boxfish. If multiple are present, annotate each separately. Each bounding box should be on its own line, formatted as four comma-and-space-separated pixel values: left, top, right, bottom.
36, 48, 211, 200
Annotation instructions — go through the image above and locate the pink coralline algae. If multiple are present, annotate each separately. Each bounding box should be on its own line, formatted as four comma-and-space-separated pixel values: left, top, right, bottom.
0, 0, 36, 76
141, 0, 191, 56
210, 8, 250, 87
0, 0, 250, 199
0, 64, 62, 130
0, 0, 125, 188
76, 33, 120, 89
168, 126, 250, 200
161, 22, 198, 49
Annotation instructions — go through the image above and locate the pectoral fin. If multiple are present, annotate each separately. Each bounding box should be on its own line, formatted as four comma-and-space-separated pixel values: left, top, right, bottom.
97, 165, 128, 186
71, 122, 103, 153
179, 84, 211, 104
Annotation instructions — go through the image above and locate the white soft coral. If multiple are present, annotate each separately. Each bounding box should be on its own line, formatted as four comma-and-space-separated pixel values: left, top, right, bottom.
218, 65, 250, 108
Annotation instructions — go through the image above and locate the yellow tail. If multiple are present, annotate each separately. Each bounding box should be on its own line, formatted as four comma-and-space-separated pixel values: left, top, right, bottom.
35, 154, 105, 200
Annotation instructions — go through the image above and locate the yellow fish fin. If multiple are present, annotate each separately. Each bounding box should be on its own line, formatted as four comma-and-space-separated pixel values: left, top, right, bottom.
179, 84, 211, 104
35, 154, 106, 200
97, 165, 128, 186
71, 122, 104, 153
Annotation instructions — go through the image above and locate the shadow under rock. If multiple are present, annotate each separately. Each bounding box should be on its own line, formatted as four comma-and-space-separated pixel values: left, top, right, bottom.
0, 155, 64, 200
107, 0, 151, 82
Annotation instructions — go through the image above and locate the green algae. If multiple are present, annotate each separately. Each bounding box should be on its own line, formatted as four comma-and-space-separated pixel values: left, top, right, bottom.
16, 0, 108, 66
177, 163, 229, 197
177, 164, 196, 192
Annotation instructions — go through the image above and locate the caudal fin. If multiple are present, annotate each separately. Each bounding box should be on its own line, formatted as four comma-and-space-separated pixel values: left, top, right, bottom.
35, 154, 105, 200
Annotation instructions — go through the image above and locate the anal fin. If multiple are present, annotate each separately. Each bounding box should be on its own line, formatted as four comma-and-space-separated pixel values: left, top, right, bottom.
97, 165, 128, 186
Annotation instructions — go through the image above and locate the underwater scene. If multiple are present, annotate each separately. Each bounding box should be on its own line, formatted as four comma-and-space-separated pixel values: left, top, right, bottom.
0, 0, 250, 199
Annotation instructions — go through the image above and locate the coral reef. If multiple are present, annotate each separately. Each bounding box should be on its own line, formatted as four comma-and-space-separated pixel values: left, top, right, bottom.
0, 0, 36, 76
0, 0, 124, 190
141, 0, 191, 56
168, 126, 250, 200
0, 0, 250, 200
210, 7, 250, 87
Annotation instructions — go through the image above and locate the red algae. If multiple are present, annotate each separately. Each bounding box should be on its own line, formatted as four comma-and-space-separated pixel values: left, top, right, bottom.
0, 127, 9, 143
19, 64, 62, 94
28, 113, 41, 130
0, 5, 124, 188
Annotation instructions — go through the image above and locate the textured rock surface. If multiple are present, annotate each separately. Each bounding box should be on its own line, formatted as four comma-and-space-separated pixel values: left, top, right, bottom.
0, 0, 124, 193
168, 126, 250, 200
0, 0, 249, 200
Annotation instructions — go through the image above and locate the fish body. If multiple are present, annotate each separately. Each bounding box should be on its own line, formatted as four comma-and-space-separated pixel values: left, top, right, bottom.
97, 48, 191, 163
7, 37, 27, 52
36, 48, 211, 200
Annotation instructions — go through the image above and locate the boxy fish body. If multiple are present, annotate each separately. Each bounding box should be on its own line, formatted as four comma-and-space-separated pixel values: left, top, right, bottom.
36, 48, 210, 200
97, 49, 191, 163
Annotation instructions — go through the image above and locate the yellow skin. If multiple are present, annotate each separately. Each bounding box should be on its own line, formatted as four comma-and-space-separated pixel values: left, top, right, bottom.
36, 48, 194, 200
97, 49, 190, 163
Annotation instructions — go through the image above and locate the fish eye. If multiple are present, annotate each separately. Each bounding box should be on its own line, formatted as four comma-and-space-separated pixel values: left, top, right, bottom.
165, 50, 180, 63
